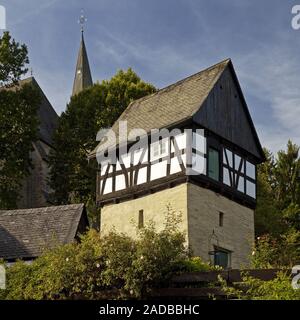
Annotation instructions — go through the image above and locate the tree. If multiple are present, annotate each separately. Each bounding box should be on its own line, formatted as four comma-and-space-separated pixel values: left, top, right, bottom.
49, 69, 156, 209
254, 141, 300, 269
255, 149, 284, 236
0, 32, 29, 86
0, 32, 40, 209
255, 141, 300, 236
274, 140, 300, 210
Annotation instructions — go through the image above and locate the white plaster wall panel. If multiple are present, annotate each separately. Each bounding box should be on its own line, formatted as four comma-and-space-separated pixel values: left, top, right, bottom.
150, 161, 168, 180
171, 133, 186, 152
191, 153, 206, 174
133, 147, 148, 165
116, 160, 121, 171
246, 180, 256, 198
115, 174, 126, 191
237, 177, 245, 193
192, 132, 206, 154
246, 161, 255, 179
170, 156, 181, 174
103, 177, 113, 194
223, 168, 231, 186
181, 154, 187, 167
120, 153, 131, 168
137, 167, 147, 185
234, 155, 242, 171
223, 149, 233, 167
101, 162, 113, 176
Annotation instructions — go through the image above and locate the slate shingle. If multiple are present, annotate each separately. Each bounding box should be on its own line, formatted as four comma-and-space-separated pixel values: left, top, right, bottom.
0, 204, 87, 261
90, 59, 229, 156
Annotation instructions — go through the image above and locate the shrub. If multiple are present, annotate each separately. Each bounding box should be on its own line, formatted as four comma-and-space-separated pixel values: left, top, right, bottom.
174, 257, 214, 273
220, 271, 300, 300
251, 230, 300, 269
0, 211, 195, 300
125, 224, 187, 298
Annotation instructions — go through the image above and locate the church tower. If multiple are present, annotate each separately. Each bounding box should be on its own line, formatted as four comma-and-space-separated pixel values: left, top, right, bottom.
90, 59, 265, 269
72, 13, 93, 96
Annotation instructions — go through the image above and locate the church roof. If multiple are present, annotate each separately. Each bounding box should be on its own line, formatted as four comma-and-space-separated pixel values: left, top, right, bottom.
0, 204, 88, 261
72, 32, 93, 96
90, 59, 230, 157
3, 77, 59, 146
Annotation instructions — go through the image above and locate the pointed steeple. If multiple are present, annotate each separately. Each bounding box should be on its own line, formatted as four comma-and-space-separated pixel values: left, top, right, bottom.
72, 13, 93, 96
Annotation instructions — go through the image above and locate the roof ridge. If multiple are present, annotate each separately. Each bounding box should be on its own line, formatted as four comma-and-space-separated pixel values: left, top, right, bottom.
0, 204, 84, 216
89, 58, 231, 157
126, 58, 231, 107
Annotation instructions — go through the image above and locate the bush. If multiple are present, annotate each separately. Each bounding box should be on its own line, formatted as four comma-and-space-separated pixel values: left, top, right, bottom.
0, 212, 197, 300
220, 271, 300, 300
174, 257, 215, 273
251, 230, 300, 269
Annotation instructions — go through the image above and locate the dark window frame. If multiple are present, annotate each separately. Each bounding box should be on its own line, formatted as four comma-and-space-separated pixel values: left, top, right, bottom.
213, 247, 231, 269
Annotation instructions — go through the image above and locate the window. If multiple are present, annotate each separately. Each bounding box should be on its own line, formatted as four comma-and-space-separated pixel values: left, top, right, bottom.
138, 210, 144, 229
219, 212, 224, 227
208, 148, 220, 181
213, 248, 231, 269
151, 139, 168, 161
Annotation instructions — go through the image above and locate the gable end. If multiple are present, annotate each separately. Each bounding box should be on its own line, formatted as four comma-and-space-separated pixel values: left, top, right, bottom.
193, 61, 264, 162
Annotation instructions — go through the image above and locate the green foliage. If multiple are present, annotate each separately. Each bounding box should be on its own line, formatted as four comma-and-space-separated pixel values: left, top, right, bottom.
0, 32, 40, 209
255, 141, 300, 237
125, 223, 186, 297
221, 271, 300, 300
254, 141, 300, 269
0, 213, 195, 300
174, 257, 214, 273
255, 149, 284, 236
275, 141, 300, 208
49, 69, 156, 210
251, 231, 300, 269
0, 32, 29, 86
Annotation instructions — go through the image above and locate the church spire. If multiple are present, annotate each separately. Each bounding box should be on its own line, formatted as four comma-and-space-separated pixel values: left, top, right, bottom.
72, 11, 93, 96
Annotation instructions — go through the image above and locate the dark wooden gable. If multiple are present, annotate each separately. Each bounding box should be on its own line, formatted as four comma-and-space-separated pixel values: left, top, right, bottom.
193, 62, 264, 162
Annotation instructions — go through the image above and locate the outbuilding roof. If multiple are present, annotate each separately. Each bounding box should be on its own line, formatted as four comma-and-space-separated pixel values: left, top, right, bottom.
0, 204, 88, 261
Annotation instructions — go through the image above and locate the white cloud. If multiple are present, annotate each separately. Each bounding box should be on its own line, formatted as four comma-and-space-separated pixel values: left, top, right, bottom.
235, 43, 300, 152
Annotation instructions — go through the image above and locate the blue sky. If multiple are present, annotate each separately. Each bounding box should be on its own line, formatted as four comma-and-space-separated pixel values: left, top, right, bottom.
2, 0, 300, 153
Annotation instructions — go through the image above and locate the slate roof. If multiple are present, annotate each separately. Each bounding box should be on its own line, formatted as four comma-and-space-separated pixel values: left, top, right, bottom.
0, 204, 88, 261
90, 59, 230, 157
1, 77, 59, 146
21, 77, 59, 146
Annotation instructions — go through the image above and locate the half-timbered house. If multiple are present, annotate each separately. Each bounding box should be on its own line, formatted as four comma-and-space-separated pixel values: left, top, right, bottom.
90, 59, 265, 269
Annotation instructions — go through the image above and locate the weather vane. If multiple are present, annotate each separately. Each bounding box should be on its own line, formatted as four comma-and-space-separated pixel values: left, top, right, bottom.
78, 9, 87, 32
